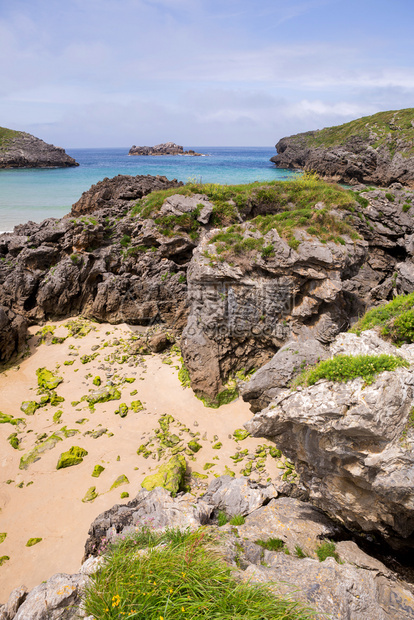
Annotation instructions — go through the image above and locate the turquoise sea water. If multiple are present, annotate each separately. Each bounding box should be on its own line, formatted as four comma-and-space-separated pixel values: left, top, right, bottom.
0, 146, 297, 231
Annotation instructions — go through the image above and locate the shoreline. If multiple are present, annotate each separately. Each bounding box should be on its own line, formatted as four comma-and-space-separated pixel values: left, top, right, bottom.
0, 319, 285, 600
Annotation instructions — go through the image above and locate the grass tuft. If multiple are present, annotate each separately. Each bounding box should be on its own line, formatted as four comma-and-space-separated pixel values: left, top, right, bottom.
84, 528, 314, 619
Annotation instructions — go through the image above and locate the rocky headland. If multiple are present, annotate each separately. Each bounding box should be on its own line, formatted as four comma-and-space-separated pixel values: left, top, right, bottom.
271, 108, 414, 187
0, 126, 78, 168
3, 172, 414, 617
128, 142, 203, 156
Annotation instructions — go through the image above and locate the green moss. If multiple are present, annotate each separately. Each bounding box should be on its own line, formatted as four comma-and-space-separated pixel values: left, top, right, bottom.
137, 444, 152, 458
115, 403, 129, 418
53, 410, 63, 424
56, 446, 88, 470
83, 386, 122, 409
141, 455, 186, 496
178, 364, 191, 388
192, 472, 208, 480
19, 433, 63, 470
65, 318, 94, 339
295, 354, 409, 387
233, 429, 250, 442
199, 387, 238, 409
26, 537, 42, 547
0, 556, 10, 566
64, 360, 74, 366
82, 486, 98, 503
8, 433, 20, 449
120, 492, 129, 499
224, 466, 236, 477
36, 325, 56, 344
0, 412, 25, 426
92, 464, 105, 478
187, 440, 202, 453
49, 391, 64, 406
110, 474, 130, 490
0, 533, 6, 544
20, 401, 40, 416
93, 376, 101, 386
212, 442, 222, 449
203, 462, 215, 471
159, 414, 174, 433
269, 447, 282, 458
130, 400, 144, 412
80, 353, 99, 364
36, 367, 63, 390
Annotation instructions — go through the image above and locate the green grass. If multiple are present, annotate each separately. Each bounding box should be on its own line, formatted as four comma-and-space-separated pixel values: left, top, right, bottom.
217, 511, 229, 526
294, 354, 410, 386
294, 354, 409, 387
0, 126, 21, 148
350, 292, 414, 344
229, 514, 245, 526
294, 108, 414, 156
255, 538, 287, 552
315, 541, 340, 563
84, 528, 314, 619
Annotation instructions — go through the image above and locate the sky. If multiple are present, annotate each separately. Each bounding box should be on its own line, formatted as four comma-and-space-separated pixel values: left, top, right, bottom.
1, 0, 414, 148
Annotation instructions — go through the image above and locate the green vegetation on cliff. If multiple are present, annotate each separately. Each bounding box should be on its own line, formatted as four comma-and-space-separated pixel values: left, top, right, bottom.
84, 528, 314, 620
296, 108, 414, 156
0, 126, 21, 149
294, 354, 409, 387
350, 292, 414, 344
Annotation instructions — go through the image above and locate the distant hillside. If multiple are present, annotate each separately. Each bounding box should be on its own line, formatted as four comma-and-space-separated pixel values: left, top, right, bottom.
271, 108, 414, 187
0, 126, 79, 168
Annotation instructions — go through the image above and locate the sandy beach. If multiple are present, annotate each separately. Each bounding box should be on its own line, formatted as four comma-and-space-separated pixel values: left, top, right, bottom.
0, 319, 286, 601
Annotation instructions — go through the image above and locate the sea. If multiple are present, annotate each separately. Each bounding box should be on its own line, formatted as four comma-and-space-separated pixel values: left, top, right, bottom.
0, 146, 298, 232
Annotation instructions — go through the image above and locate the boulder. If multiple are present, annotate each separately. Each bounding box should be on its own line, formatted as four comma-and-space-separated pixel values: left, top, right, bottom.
201, 475, 278, 517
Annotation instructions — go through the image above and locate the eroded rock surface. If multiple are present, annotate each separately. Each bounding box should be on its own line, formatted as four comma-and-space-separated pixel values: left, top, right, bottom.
0, 128, 78, 169
245, 331, 414, 549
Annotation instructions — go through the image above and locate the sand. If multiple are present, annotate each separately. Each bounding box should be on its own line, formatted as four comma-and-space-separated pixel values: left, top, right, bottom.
0, 319, 287, 601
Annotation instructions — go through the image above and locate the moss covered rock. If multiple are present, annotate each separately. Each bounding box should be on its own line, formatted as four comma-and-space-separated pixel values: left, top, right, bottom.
141, 455, 186, 496
26, 537, 42, 547
82, 486, 98, 503
110, 474, 129, 490
130, 400, 144, 412
56, 446, 88, 470
0, 556, 10, 566
19, 433, 64, 470
84, 386, 121, 409
92, 464, 105, 478
7, 433, 20, 449
20, 401, 40, 416
93, 376, 101, 386
233, 429, 250, 442
115, 403, 129, 418
0, 533, 6, 544
187, 440, 202, 453
36, 367, 63, 390
0, 412, 25, 426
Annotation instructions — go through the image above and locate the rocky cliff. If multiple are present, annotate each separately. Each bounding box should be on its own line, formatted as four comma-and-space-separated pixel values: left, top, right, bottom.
0, 126, 78, 168
271, 108, 414, 187
128, 142, 203, 156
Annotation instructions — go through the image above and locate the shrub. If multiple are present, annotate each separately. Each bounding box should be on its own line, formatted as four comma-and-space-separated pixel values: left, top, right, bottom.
84, 528, 313, 619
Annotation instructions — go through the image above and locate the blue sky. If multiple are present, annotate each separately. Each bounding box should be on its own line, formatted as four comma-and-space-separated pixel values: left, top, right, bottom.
1, 0, 413, 147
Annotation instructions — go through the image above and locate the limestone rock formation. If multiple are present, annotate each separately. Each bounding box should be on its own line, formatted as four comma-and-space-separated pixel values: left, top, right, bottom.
128, 142, 203, 156
69, 173, 183, 217
0, 126, 78, 168
271, 108, 414, 187
245, 330, 414, 550
3, 476, 414, 620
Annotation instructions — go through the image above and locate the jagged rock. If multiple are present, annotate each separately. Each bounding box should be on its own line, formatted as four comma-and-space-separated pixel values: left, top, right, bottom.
0, 587, 27, 620
240, 338, 328, 412
271, 108, 414, 187
181, 226, 367, 398
236, 496, 340, 557
243, 556, 414, 620
201, 475, 278, 517
0, 307, 27, 363
159, 194, 213, 224
246, 331, 414, 549
69, 173, 183, 217
83, 486, 214, 560
0, 126, 78, 169
148, 332, 174, 353
12, 573, 85, 620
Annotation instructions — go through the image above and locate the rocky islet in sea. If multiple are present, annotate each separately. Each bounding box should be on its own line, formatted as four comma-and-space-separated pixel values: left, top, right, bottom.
3, 110, 414, 617
128, 141, 204, 156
